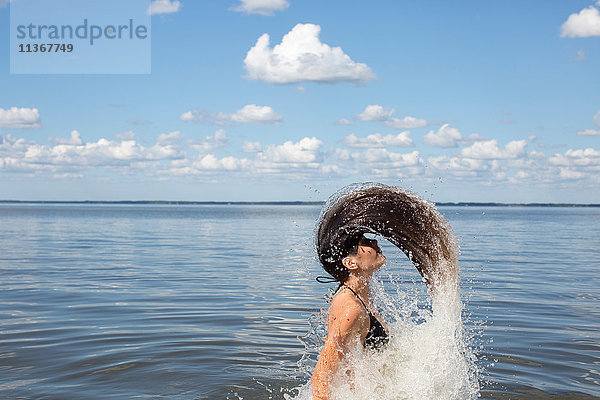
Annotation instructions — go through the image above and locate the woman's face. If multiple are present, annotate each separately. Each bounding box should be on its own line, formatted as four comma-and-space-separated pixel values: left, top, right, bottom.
354, 240, 386, 273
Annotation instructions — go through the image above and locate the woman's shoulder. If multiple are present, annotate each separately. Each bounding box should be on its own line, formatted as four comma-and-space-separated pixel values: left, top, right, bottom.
326, 288, 369, 339
329, 288, 367, 320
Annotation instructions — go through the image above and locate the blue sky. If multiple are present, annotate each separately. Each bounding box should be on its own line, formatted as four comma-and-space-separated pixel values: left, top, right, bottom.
1, 0, 599, 202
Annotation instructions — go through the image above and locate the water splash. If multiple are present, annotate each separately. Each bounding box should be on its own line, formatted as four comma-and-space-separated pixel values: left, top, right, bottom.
292, 183, 480, 399
292, 280, 480, 400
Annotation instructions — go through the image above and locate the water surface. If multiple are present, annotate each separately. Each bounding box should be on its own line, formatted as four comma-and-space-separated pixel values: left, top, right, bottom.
0, 204, 598, 399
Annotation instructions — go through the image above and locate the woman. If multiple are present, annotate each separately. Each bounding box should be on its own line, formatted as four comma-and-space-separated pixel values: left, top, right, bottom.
310, 183, 461, 398
311, 234, 389, 400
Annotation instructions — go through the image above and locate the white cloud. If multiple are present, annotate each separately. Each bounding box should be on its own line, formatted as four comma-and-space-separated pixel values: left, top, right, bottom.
180, 104, 282, 125
353, 149, 421, 167
259, 137, 323, 163
4, 128, 598, 189
548, 149, 600, 172
333, 148, 351, 161
357, 105, 395, 121
594, 110, 600, 127
560, 6, 600, 38
0, 132, 325, 178
566, 148, 600, 158
493, 171, 507, 181
514, 170, 529, 180
353, 149, 424, 179
356, 104, 427, 129
343, 131, 413, 148
165, 155, 251, 175
547, 155, 569, 167
173, 137, 324, 176
0, 107, 41, 129
244, 23, 376, 85
344, 149, 424, 178
326, 147, 427, 178
194, 154, 242, 170
52, 173, 83, 179
384, 116, 427, 129
231, 0, 289, 16
428, 155, 485, 177
559, 168, 585, 180
53, 130, 83, 145
320, 164, 344, 175
156, 130, 184, 146
425, 151, 579, 185
242, 141, 262, 153
461, 139, 527, 159
180, 110, 208, 123
0, 134, 29, 158
229, 104, 283, 124
577, 129, 600, 136
177, 137, 597, 185
529, 150, 546, 160
335, 118, 354, 126
548, 148, 600, 167
423, 124, 463, 148
0, 132, 183, 173
147, 0, 181, 15
190, 129, 228, 153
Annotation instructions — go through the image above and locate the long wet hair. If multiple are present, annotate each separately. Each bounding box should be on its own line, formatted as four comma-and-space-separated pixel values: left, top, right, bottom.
315, 183, 458, 289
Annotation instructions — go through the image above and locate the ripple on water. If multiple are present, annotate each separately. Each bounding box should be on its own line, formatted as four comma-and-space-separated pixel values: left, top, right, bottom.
0, 204, 598, 399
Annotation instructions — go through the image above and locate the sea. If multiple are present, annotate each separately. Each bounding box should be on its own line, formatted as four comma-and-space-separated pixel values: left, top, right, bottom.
0, 203, 598, 399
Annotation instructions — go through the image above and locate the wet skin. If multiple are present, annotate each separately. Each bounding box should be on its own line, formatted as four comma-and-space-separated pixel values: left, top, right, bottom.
311, 240, 385, 400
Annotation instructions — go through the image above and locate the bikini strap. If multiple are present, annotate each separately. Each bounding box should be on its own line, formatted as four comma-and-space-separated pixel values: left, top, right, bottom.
341, 285, 369, 312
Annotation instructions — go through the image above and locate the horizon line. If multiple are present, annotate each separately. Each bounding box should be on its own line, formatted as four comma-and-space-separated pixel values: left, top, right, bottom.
1, 200, 599, 207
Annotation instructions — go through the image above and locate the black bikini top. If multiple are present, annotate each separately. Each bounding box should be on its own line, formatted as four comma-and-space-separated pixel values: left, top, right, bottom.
341, 285, 389, 350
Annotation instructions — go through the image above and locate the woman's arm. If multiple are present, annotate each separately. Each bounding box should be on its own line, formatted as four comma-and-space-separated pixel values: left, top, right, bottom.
311, 299, 367, 400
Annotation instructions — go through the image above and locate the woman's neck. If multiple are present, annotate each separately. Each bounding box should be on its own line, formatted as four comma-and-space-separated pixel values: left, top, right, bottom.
344, 274, 371, 302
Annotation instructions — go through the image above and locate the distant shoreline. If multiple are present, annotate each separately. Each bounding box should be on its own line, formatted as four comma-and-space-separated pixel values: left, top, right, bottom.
0, 200, 599, 207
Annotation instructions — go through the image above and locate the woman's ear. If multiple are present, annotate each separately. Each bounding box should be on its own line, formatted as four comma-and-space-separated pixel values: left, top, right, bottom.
342, 256, 358, 271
